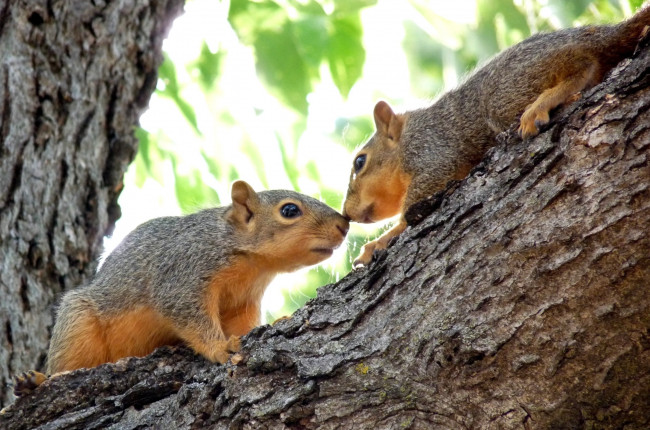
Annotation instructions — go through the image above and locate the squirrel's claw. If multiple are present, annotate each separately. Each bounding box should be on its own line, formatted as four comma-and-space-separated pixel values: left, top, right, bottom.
519, 103, 551, 139
13, 370, 48, 397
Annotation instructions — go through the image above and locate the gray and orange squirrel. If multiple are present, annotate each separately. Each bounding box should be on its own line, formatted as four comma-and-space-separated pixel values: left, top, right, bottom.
13, 180, 349, 396
343, 5, 650, 266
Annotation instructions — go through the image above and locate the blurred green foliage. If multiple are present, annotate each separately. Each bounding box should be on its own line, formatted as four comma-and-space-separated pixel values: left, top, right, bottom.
127, 0, 636, 321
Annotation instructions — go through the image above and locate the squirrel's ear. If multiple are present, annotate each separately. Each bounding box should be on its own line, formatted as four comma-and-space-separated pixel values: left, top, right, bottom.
373, 100, 403, 144
228, 180, 260, 226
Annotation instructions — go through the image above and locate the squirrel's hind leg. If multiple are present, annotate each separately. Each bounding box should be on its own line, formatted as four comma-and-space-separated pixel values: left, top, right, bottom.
518, 60, 597, 139
47, 296, 109, 373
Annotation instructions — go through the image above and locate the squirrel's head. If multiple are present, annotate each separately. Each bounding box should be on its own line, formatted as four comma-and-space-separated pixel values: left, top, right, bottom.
343, 101, 411, 223
226, 180, 349, 271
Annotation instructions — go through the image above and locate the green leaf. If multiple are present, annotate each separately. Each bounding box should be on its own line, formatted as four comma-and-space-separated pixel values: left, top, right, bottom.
493, 0, 529, 34
228, 0, 286, 45
277, 133, 301, 191
287, 0, 327, 15
157, 55, 202, 135
630, 0, 644, 11
157, 54, 178, 93
293, 15, 329, 70
333, 0, 377, 14
133, 128, 150, 188
278, 266, 336, 316
241, 139, 270, 189
334, 115, 374, 150
175, 173, 220, 213
170, 96, 201, 135
135, 128, 151, 171
319, 186, 344, 212
133, 128, 167, 186
547, 0, 593, 27
254, 26, 312, 114
305, 160, 321, 182
402, 22, 446, 96
191, 42, 223, 92
327, 14, 365, 98
133, 151, 148, 188
201, 149, 222, 182
228, 165, 240, 183
476, 0, 528, 54
172, 159, 220, 212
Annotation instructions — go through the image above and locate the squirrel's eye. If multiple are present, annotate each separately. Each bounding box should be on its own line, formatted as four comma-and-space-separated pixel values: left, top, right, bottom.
354, 154, 367, 172
280, 203, 302, 218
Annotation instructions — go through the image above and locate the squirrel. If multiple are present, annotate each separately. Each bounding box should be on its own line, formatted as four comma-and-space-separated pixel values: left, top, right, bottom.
13, 180, 349, 396
343, 6, 650, 266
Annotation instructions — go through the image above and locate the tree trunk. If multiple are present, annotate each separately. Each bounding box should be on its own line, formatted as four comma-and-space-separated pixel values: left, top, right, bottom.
2, 24, 650, 430
0, 0, 183, 408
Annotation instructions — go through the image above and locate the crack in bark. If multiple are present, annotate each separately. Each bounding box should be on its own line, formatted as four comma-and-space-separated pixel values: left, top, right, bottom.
118, 380, 183, 409
0, 1, 9, 36
74, 108, 96, 151
2, 139, 26, 211
0, 65, 10, 149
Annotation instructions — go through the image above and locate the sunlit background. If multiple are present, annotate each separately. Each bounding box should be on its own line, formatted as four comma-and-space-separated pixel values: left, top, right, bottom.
105, 0, 637, 322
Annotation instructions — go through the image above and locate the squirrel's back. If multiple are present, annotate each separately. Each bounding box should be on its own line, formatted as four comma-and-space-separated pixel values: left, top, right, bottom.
89, 207, 234, 314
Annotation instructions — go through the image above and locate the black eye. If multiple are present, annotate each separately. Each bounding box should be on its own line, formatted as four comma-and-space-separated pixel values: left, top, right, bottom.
354, 154, 366, 172
280, 203, 302, 218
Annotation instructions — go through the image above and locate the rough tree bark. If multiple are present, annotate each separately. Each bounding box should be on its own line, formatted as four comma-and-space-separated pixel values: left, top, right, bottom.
2, 22, 650, 430
0, 0, 183, 408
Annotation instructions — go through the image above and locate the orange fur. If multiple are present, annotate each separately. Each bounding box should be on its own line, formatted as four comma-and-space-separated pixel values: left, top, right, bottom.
221, 302, 262, 338
103, 307, 180, 362
363, 168, 411, 221
343, 150, 412, 223
205, 256, 274, 337
51, 306, 179, 373
50, 310, 107, 373
519, 60, 598, 138
175, 326, 239, 364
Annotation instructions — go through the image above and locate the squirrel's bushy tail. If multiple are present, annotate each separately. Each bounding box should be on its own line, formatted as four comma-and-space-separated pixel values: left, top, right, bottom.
590, 4, 650, 71
614, 4, 650, 51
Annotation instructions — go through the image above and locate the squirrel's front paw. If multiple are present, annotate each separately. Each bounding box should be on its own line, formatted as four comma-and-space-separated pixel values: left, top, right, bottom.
208, 336, 242, 363
353, 240, 380, 268
518, 105, 549, 139
226, 335, 241, 353
13, 370, 48, 397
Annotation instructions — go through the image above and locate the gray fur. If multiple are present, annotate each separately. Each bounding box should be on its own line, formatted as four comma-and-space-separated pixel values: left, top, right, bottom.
401, 8, 649, 208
